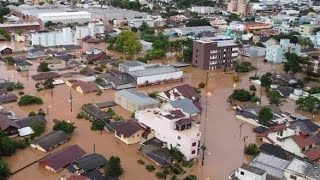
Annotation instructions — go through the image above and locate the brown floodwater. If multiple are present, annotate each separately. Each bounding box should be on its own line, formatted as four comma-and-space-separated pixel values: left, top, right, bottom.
0, 56, 314, 180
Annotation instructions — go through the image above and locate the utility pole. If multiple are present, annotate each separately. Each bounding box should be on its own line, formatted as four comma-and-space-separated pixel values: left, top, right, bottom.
201, 71, 209, 166
69, 90, 73, 112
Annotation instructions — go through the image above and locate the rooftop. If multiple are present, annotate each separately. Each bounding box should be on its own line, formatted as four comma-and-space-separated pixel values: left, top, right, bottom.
285, 158, 320, 179
240, 163, 266, 175
127, 65, 181, 78
116, 89, 159, 106
31, 130, 71, 151
115, 120, 146, 138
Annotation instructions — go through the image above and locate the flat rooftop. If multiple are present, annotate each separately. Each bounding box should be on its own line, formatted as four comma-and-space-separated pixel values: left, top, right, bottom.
128, 65, 180, 77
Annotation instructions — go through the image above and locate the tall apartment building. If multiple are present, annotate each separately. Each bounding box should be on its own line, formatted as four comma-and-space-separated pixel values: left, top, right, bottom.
75, 21, 105, 40
192, 39, 239, 70
31, 27, 75, 47
227, 0, 252, 16
265, 39, 301, 63
135, 108, 201, 160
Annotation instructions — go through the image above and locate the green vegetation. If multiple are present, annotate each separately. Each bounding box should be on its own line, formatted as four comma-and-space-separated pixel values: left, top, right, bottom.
95, 77, 103, 83
110, 0, 141, 11
184, 175, 197, 180
18, 95, 43, 106
113, 31, 142, 55
228, 13, 241, 22
0, 160, 10, 179
249, 85, 256, 91
28, 112, 37, 117
30, 122, 45, 138
260, 73, 272, 88
169, 147, 184, 162
258, 107, 273, 125
308, 87, 320, 94
296, 96, 320, 113
148, 91, 158, 98
44, 20, 55, 28
35, 79, 54, 91
267, 90, 282, 106
198, 82, 206, 89
146, 164, 156, 172
106, 108, 116, 117
91, 120, 105, 133
0, 130, 29, 158
53, 120, 76, 134
272, 32, 300, 44
186, 19, 210, 27
0, 29, 10, 40
230, 89, 252, 102
283, 52, 306, 75
146, 49, 166, 59
96, 90, 102, 96
94, 66, 103, 72
235, 61, 254, 73
4, 56, 14, 66
137, 159, 145, 165
104, 156, 124, 178
156, 171, 166, 179
37, 62, 50, 72
244, 143, 260, 156
250, 96, 261, 103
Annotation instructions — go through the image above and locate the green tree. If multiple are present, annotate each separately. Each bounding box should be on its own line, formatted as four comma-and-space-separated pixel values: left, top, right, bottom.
258, 107, 273, 125
230, 89, 252, 102
37, 62, 50, 72
283, 52, 306, 75
198, 82, 206, 89
0, 160, 10, 179
0, 29, 11, 40
18, 95, 43, 106
298, 37, 313, 47
30, 122, 45, 138
267, 90, 281, 106
106, 108, 116, 117
44, 21, 55, 28
0, 137, 17, 156
228, 13, 241, 21
260, 73, 272, 88
28, 112, 37, 117
296, 96, 320, 113
146, 49, 166, 59
104, 156, 124, 178
114, 31, 141, 55
148, 91, 158, 98
91, 120, 105, 133
309, 87, 320, 94
186, 19, 210, 27
244, 143, 260, 156
4, 56, 14, 66
249, 85, 256, 91
131, 27, 138, 32
53, 120, 76, 134
184, 175, 197, 180
169, 147, 184, 162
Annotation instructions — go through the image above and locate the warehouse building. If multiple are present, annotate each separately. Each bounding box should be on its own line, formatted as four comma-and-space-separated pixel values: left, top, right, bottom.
115, 89, 160, 112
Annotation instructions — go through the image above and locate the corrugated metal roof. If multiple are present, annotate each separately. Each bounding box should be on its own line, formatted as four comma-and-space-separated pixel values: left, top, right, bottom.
116, 89, 159, 106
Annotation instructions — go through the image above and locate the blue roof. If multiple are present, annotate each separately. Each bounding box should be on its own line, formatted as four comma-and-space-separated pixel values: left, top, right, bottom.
170, 99, 200, 115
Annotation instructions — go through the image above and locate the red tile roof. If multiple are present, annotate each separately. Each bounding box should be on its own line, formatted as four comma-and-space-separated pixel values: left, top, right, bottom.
40, 145, 86, 172
291, 135, 314, 149
303, 148, 320, 161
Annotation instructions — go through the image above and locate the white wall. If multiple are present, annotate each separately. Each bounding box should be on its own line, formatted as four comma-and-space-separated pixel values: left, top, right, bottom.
31, 28, 75, 47
136, 71, 183, 85
235, 167, 266, 180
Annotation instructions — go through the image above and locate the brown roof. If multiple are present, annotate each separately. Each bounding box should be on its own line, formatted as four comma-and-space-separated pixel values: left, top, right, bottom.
165, 84, 200, 101
40, 145, 86, 172
164, 110, 185, 120
76, 82, 99, 93
0, 114, 19, 130
87, 53, 109, 61
176, 118, 192, 126
32, 72, 60, 81
0, 93, 18, 104
303, 148, 320, 161
67, 175, 87, 180
115, 120, 145, 138
291, 135, 314, 149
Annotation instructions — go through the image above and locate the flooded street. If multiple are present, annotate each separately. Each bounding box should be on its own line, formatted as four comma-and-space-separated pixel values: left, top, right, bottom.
0, 56, 312, 180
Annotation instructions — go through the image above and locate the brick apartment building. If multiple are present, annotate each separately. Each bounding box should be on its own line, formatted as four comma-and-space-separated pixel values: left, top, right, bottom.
192, 39, 239, 70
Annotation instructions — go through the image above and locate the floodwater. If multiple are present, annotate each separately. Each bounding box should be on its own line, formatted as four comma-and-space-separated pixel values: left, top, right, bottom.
0, 56, 312, 180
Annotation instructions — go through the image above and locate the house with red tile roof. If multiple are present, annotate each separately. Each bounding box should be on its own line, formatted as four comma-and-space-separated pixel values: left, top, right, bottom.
39, 145, 86, 173
255, 119, 320, 161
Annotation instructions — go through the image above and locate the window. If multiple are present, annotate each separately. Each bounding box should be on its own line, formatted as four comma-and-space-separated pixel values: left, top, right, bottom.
289, 175, 297, 180
191, 150, 196, 154
192, 142, 196, 147
302, 147, 306, 151
309, 144, 313, 149
240, 171, 244, 175
177, 136, 181, 140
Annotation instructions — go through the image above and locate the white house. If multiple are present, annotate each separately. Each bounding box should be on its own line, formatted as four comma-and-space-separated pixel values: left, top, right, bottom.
31, 27, 75, 47
265, 39, 301, 63
135, 108, 201, 160
284, 158, 320, 180
190, 6, 217, 14
128, 17, 155, 28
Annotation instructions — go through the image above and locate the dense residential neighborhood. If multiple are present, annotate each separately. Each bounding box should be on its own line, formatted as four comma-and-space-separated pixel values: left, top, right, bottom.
1, 0, 320, 179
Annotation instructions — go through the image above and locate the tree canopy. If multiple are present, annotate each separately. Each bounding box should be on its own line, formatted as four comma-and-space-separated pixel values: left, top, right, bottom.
37, 62, 50, 72
114, 31, 141, 55
296, 96, 320, 113
186, 19, 210, 27
283, 52, 306, 75
230, 89, 252, 102
258, 107, 273, 125
260, 73, 272, 88
104, 156, 124, 178
267, 90, 282, 106
0, 160, 10, 179
18, 95, 43, 106
53, 120, 76, 134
